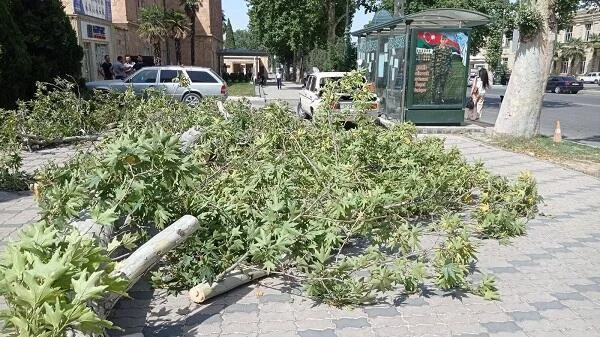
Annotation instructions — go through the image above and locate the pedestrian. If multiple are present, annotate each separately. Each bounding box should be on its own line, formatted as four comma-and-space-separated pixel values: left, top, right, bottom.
124, 55, 135, 76
111, 56, 128, 80
467, 68, 491, 121
276, 70, 282, 90
133, 55, 145, 71
100, 55, 113, 80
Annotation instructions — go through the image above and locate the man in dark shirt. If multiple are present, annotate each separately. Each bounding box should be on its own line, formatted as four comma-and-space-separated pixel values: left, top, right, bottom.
133, 55, 145, 71
100, 55, 113, 80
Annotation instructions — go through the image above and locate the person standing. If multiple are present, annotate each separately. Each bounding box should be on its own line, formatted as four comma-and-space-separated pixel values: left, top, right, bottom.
133, 55, 145, 71
430, 35, 453, 104
124, 55, 135, 76
276, 70, 282, 90
467, 68, 491, 121
111, 56, 127, 80
100, 55, 113, 80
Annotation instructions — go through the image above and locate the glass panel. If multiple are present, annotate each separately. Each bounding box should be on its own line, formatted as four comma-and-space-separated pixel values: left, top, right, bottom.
188, 71, 218, 83
129, 69, 158, 83
410, 31, 470, 106
384, 27, 407, 119
159, 70, 182, 83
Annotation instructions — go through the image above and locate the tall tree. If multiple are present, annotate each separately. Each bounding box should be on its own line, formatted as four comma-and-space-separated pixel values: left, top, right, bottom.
180, 0, 201, 65
0, 0, 32, 109
224, 19, 236, 48
166, 10, 191, 65
138, 5, 169, 65
234, 29, 261, 50
588, 33, 600, 72
3, 0, 81, 108
560, 38, 586, 74
494, 0, 579, 136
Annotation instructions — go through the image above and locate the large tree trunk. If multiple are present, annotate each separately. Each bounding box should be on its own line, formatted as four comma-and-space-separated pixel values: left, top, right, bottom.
190, 15, 196, 65
493, 0, 556, 137
175, 39, 182, 65
154, 42, 162, 66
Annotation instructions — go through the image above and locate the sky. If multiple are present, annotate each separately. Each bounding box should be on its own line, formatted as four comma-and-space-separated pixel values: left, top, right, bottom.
222, 0, 374, 34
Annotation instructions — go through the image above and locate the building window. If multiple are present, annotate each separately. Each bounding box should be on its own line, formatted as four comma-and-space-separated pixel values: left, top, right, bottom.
585, 24, 592, 41
580, 58, 587, 74
565, 26, 573, 42
502, 58, 509, 66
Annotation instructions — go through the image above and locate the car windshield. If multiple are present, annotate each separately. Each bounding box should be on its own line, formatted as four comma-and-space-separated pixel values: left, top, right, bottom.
561, 76, 577, 81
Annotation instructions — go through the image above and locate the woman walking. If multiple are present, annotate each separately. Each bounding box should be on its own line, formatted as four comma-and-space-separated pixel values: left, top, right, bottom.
468, 68, 490, 121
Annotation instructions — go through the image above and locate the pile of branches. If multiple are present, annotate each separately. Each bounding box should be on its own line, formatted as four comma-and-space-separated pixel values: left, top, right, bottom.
33, 71, 539, 307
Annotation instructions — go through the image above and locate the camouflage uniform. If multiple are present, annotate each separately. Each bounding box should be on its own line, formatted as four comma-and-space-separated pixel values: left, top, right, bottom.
430, 44, 453, 104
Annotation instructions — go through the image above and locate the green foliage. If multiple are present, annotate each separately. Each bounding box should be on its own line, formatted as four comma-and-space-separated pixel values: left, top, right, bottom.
0, 144, 30, 191
233, 29, 262, 50
1, 0, 81, 109
138, 5, 169, 60
224, 19, 236, 49
475, 172, 539, 239
32, 73, 539, 306
0, 0, 32, 110
0, 222, 127, 337
515, 5, 543, 42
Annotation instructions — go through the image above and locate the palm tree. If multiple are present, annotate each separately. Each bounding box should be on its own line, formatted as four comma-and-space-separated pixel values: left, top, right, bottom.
587, 33, 600, 72
180, 0, 200, 65
560, 38, 586, 75
138, 5, 169, 65
167, 10, 191, 65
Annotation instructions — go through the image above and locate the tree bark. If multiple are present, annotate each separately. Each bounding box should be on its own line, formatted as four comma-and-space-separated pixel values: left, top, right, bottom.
175, 38, 182, 65
154, 42, 162, 66
493, 0, 556, 137
190, 14, 196, 65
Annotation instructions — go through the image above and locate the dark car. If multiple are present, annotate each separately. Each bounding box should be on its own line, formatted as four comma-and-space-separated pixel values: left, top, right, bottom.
546, 76, 583, 94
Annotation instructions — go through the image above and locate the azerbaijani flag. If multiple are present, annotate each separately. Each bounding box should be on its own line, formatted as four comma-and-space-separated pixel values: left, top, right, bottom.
416, 32, 461, 54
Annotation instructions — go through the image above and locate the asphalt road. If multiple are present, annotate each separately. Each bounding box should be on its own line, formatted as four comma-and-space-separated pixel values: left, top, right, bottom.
481, 85, 600, 147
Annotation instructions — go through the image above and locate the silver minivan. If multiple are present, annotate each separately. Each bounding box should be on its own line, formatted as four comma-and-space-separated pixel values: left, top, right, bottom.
86, 66, 228, 106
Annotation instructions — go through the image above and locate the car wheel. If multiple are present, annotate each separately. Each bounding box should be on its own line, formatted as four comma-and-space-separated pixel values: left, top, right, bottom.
554, 86, 562, 94
595, 79, 598, 84
183, 92, 202, 107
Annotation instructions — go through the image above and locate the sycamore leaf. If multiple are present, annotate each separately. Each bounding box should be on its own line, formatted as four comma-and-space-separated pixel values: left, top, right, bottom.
72, 271, 109, 302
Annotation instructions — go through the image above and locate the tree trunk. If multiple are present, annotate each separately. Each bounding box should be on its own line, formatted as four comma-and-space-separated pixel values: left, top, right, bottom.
190, 15, 196, 65
326, 0, 337, 47
175, 38, 182, 65
154, 41, 162, 66
493, 0, 556, 137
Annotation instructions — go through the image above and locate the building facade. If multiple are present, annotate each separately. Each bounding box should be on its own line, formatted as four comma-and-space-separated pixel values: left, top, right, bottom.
472, 10, 600, 76
62, 0, 223, 81
61, 0, 115, 81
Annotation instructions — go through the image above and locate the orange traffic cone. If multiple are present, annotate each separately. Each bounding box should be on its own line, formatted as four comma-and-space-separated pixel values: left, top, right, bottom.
553, 120, 562, 143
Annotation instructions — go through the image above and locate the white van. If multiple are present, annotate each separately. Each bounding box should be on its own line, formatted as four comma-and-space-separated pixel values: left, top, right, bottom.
577, 72, 600, 84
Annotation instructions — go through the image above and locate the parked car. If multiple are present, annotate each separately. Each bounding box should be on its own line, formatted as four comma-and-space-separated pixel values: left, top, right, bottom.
297, 72, 380, 123
577, 72, 600, 84
545, 76, 583, 94
86, 66, 228, 106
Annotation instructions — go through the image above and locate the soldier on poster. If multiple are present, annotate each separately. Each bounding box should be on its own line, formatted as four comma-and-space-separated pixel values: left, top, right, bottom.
430, 34, 453, 104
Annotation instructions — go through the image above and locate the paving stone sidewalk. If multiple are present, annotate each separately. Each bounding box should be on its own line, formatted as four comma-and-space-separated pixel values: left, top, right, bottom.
2, 135, 600, 337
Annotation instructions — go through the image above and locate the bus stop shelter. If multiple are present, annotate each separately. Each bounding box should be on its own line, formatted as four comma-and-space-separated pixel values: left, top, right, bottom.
352, 9, 490, 124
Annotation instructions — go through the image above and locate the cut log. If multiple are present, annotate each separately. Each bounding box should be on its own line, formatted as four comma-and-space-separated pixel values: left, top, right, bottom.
375, 117, 395, 129
20, 134, 101, 148
189, 269, 268, 304
71, 216, 113, 247
179, 126, 203, 152
102, 215, 200, 312
217, 101, 231, 120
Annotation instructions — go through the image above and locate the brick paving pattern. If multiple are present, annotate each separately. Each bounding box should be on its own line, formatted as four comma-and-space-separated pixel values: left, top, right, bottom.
2, 136, 600, 337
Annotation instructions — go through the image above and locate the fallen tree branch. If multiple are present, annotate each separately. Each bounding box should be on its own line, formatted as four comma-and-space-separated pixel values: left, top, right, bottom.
20, 134, 101, 147
189, 269, 268, 304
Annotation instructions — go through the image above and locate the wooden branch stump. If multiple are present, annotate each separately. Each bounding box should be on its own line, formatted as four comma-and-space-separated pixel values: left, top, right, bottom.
189, 269, 268, 304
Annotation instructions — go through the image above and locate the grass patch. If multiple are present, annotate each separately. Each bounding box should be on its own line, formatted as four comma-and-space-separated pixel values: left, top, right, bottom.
227, 82, 256, 97
486, 135, 600, 177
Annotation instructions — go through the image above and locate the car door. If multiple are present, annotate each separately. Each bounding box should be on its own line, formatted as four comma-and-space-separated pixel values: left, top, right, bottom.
186, 70, 222, 97
546, 77, 557, 91
300, 76, 313, 113
125, 68, 158, 95
158, 69, 187, 100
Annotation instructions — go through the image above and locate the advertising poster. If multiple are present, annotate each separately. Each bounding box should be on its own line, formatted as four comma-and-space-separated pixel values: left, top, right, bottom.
410, 30, 469, 106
